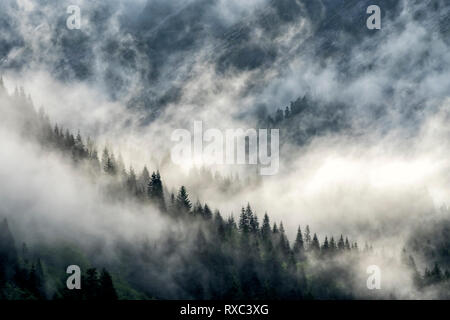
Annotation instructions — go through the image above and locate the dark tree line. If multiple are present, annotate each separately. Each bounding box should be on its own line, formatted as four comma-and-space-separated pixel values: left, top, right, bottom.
0, 218, 118, 300
58, 268, 118, 300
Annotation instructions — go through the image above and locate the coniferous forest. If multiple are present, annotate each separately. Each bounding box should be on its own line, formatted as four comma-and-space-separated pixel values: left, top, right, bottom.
1, 81, 450, 300
1, 0, 450, 302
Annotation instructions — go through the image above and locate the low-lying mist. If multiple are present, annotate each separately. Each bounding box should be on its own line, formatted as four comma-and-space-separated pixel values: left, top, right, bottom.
1, 0, 449, 299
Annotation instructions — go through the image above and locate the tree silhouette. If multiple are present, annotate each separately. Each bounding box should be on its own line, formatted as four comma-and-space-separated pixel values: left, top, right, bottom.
99, 269, 118, 300
176, 186, 192, 214
148, 171, 166, 211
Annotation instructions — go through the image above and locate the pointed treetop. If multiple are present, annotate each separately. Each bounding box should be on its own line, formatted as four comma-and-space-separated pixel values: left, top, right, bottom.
272, 222, 279, 234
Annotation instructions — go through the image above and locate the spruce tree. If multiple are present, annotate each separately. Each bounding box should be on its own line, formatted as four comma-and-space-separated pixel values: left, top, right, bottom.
101, 147, 116, 175
272, 223, 279, 234
0, 219, 18, 279
203, 204, 212, 220
99, 269, 118, 300
148, 171, 166, 211
249, 214, 259, 234
176, 186, 192, 214
85, 268, 100, 300
239, 207, 250, 233
322, 236, 329, 254
311, 234, 320, 252
279, 222, 290, 256
329, 236, 336, 252
338, 235, 345, 250
261, 213, 271, 241
293, 226, 304, 255
127, 166, 138, 195
345, 237, 351, 250
214, 210, 225, 239
304, 225, 311, 249
138, 166, 150, 195
245, 205, 258, 234
227, 216, 237, 231
192, 200, 204, 217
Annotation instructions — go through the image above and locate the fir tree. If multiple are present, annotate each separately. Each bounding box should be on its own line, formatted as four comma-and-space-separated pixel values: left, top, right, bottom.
272, 223, 279, 234
126, 166, 138, 195
293, 226, 304, 255
261, 213, 271, 241
176, 186, 192, 214
311, 234, 320, 252
85, 268, 100, 300
203, 204, 212, 220
322, 236, 329, 254
338, 235, 345, 250
0, 219, 18, 280
329, 236, 336, 252
304, 225, 311, 249
148, 171, 166, 211
101, 147, 116, 175
138, 166, 150, 195
239, 207, 250, 233
99, 269, 118, 300
192, 200, 204, 217
279, 222, 290, 256
345, 237, 351, 251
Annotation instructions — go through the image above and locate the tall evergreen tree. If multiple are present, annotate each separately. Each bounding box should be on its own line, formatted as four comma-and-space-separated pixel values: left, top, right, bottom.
101, 147, 116, 175
329, 236, 336, 253
99, 269, 118, 300
272, 223, 279, 234
304, 225, 311, 249
311, 233, 320, 252
322, 236, 329, 254
293, 226, 304, 255
345, 237, 351, 251
214, 210, 225, 239
227, 215, 237, 231
279, 222, 290, 256
239, 207, 250, 233
338, 235, 345, 250
203, 204, 212, 220
148, 171, 166, 211
261, 213, 271, 241
176, 186, 192, 214
0, 219, 18, 280
85, 268, 100, 300
247, 205, 259, 234
126, 166, 138, 195
138, 166, 150, 195
192, 200, 204, 217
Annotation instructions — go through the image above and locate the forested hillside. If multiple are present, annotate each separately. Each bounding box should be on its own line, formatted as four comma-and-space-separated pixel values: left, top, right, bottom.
1, 80, 449, 299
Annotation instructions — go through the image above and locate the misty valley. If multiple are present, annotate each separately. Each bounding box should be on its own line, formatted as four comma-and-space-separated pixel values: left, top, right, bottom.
0, 0, 450, 307
1, 78, 449, 300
